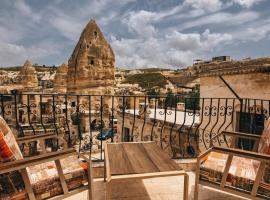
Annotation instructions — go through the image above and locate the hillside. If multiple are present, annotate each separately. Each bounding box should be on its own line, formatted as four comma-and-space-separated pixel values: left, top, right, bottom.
123, 72, 167, 90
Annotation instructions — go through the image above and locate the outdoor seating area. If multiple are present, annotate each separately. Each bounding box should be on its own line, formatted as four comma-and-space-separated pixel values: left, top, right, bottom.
0, 116, 93, 200
195, 120, 270, 200
1, 94, 270, 200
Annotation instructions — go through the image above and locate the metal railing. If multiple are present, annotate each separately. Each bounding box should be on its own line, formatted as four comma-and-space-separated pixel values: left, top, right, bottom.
0, 93, 269, 161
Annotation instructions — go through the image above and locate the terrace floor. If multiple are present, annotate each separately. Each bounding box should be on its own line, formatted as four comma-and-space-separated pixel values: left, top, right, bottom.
64, 172, 248, 200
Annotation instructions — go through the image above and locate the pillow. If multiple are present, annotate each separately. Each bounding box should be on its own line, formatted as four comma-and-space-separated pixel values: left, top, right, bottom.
0, 116, 23, 162
258, 119, 270, 155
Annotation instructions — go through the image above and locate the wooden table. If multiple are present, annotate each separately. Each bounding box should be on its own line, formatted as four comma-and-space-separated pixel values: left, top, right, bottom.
104, 141, 189, 200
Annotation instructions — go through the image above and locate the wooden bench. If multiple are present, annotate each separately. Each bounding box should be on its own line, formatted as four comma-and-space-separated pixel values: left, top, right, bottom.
194, 130, 270, 200
104, 141, 189, 200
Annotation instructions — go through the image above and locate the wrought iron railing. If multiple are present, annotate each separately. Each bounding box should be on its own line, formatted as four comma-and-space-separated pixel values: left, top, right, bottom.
0, 93, 269, 161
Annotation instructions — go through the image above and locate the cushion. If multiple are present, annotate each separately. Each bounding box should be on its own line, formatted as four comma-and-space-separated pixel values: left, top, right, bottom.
200, 152, 270, 198
0, 116, 23, 162
0, 155, 88, 199
258, 118, 270, 154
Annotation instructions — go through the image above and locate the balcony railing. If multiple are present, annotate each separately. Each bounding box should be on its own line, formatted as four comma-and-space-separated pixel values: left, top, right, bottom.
0, 93, 269, 161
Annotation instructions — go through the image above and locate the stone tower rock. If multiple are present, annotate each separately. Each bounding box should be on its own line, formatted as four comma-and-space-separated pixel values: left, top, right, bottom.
18, 60, 38, 89
67, 19, 115, 94
54, 63, 68, 93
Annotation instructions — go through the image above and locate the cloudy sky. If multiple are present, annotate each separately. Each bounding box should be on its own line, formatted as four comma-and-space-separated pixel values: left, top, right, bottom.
0, 0, 269, 68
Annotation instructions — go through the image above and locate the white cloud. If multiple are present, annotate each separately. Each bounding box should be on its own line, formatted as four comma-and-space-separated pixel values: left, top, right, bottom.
14, 0, 32, 16
0, 0, 268, 68
0, 42, 56, 66
180, 11, 260, 30
184, 0, 223, 12
231, 19, 270, 41
111, 29, 232, 68
231, 0, 264, 8
123, 10, 157, 37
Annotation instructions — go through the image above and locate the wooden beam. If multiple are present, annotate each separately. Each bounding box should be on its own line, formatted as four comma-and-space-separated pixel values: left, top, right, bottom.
55, 159, 69, 195
109, 170, 187, 181
212, 146, 270, 163
251, 162, 266, 196
0, 149, 76, 174
21, 168, 36, 200
16, 133, 57, 143
87, 160, 94, 200
220, 154, 233, 188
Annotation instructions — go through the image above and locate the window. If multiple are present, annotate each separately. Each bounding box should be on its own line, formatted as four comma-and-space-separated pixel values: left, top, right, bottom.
88, 58, 94, 65
238, 112, 265, 150
238, 112, 264, 135
94, 31, 97, 38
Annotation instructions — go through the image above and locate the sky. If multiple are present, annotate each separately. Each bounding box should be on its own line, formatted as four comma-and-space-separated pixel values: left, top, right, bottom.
0, 0, 270, 69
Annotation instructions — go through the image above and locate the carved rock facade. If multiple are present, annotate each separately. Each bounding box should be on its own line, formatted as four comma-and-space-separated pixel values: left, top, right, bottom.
54, 63, 68, 93
67, 20, 115, 94
18, 60, 38, 89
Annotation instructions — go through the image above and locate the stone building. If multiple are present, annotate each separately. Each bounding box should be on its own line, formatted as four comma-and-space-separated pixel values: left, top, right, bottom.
67, 19, 115, 95
197, 57, 270, 150
18, 60, 39, 90
54, 63, 68, 93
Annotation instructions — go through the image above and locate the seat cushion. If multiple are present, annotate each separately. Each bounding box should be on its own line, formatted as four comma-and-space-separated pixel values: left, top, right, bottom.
258, 119, 270, 154
0, 116, 23, 162
200, 152, 270, 198
0, 155, 88, 199
27, 155, 88, 199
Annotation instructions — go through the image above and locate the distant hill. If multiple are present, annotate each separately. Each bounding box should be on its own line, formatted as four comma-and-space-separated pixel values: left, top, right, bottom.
1, 65, 57, 72
123, 72, 167, 90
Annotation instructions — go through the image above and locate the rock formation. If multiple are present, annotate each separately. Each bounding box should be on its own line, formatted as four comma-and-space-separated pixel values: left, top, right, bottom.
18, 60, 38, 89
67, 19, 115, 94
54, 63, 68, 93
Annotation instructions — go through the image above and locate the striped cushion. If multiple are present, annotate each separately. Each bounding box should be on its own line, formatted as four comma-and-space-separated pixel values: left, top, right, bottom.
0, 116, 23, 162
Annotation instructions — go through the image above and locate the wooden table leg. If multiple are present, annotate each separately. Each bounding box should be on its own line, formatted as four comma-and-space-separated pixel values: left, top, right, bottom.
183, 173, 189, 200
21, 168, 36, 200
87, 161, 94, 200
106, 181, 112, 200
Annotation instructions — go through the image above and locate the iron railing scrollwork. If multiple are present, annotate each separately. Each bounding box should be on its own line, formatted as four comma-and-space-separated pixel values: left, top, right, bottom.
0, 93, 269, 161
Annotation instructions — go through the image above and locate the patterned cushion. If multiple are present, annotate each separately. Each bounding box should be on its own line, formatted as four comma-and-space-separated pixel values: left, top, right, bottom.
0, 155, 88, 199
0, 116, 23, 162
258, 119, 270, 154
200, 152, 270, 198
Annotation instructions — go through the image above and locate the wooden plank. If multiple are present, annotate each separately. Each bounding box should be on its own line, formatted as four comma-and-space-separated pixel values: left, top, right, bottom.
0, 149, 76, 174
212, 146, 270, 163
86, 160, 94, 200
55, 159, 69, 195
122, 143, 159, 174
142, 142, 180, 172
194, 158, 201, 200
220, 154, 233, 187
16, 133, 57, 143
110, 170, 187, 181
222, 131, 261, 140
21, 168, 36, 200
107, 143, 134, 175
251, 162, 266, 196
104, 144, 110, 182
